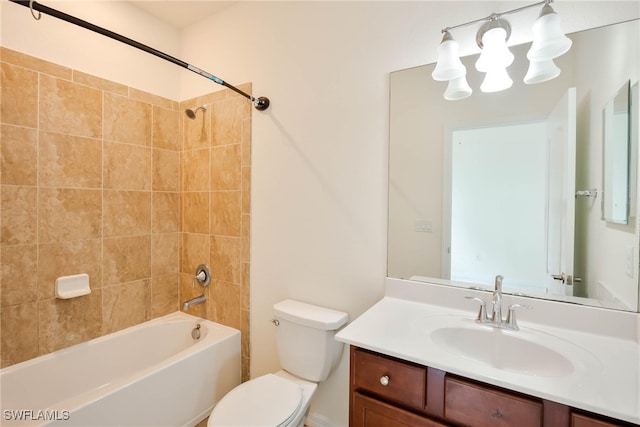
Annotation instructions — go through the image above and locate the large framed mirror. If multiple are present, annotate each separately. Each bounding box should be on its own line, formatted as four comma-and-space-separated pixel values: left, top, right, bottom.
388, 19, 639, 312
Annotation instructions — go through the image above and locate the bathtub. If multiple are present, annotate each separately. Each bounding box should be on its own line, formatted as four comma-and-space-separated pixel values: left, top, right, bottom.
0, 312, 240, 427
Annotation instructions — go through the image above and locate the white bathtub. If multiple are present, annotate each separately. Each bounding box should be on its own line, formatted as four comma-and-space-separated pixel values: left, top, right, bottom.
0, 312, 240, 427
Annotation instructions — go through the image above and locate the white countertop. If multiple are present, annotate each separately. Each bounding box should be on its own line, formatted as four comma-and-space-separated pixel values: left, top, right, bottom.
336, 278, 640, 424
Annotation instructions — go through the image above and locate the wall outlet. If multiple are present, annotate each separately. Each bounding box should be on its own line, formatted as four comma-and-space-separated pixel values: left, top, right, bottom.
414, 219, 432, 233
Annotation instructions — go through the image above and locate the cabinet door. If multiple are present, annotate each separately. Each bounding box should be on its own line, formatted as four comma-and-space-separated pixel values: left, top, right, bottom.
353, 393, 448, 427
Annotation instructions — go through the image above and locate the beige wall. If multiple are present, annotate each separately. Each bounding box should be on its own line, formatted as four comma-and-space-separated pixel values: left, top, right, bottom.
0, 48, 252, 377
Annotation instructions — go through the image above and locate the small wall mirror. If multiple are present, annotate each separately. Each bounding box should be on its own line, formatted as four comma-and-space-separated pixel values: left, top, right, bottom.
602, 80, 631, 224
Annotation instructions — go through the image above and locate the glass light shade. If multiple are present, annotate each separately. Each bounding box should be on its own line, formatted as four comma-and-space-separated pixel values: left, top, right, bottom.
480, 67, 513, 93
524, 58, 561, 84
444, 74, 472, 100
527, 8, 572, 60
475, 27, 514, 73
432, 32, 466, 81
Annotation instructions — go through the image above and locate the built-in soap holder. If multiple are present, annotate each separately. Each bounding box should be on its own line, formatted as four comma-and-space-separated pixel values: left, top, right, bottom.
55, 273, 91, 299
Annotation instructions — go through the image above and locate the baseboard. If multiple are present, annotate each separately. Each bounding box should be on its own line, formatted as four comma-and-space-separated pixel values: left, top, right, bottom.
305, 412, 343, 427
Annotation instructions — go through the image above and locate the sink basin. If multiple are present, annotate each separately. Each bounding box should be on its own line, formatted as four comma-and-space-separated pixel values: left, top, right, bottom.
427, 317, 601, 378
431, 326, 573, 377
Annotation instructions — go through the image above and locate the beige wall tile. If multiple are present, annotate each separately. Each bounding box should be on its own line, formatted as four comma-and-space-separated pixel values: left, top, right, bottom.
241, 262, 250, 311
102, 280, 150, 335
183, 192, 209, 234
181, 232, 210, 274
182, 148, 209, 191
72, 70, 128, 95
1, 185, 37, 246
212, 280, 241, 329
152, 233, 179, 276
128, 88, 173, 110
211, 97, 247, 146
38, 292, 103, 354
151, 273, 179, 317
211, 144, 241, 191
1, 125, 37, 186
104, 93, 152, 146
39, 74, 102, 138
103, 190, 151, 237
152, 192, 180, 233
1, 62, 38, 128
210, 236, 241, 285
1, 244, 37, 307
38, 188, 102, 244
242, 166, 251, 214
1, 302, 39, 367
38, 239, 103, 299
210, 191, 241, 237
242, 214, 251, 262
153, 148, 179, 191
103, 236, 151, 285
39, 131, 102, 189
241, 117, 252, 167
153, 106, 179, 150
1, 47, 71, 79
103, 141, 151, 190
183, 111, 211, 150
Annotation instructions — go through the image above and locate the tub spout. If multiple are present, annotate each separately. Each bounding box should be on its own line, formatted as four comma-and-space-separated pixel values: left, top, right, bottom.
182, 294, 206, 311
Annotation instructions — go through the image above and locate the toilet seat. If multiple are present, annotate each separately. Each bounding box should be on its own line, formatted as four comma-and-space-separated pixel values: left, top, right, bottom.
208, 374, 303, 427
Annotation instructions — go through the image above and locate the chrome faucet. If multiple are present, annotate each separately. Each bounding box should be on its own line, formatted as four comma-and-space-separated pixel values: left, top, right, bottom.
465, 275, 531, 330
491, 275, 503, 322
182, 294, 206, 311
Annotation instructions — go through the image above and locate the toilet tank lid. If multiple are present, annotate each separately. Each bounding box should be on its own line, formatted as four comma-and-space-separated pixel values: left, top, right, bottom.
274, 300, 348, 330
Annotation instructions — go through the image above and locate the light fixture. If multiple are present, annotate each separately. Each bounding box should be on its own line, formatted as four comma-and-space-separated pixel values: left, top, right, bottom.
527, 3, 572, 61
475, 17, 514, 93
524, 58, 561, 84
444, 73, 473, 100
432, 30, 466, 81
433, 0, 572, 100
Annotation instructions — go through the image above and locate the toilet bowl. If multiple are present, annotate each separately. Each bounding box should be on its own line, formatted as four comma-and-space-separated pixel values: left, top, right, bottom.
207, 300, 348, 427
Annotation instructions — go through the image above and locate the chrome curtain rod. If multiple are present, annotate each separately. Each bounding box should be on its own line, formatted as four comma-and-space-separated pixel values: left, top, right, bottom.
441, 0, 551, 33
9, 0, 270, 111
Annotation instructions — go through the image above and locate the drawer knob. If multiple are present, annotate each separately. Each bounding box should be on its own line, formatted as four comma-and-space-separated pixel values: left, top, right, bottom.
379, 375, 390, 386
492, 409, 504, 419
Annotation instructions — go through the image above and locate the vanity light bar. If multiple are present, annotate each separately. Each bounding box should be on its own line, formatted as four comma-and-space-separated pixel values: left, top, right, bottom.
433, 0, 572, 100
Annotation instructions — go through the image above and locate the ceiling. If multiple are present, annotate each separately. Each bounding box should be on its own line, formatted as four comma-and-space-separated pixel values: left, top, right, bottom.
128, 1, 234, 29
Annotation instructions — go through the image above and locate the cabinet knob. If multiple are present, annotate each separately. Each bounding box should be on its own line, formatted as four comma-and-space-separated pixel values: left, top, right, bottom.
379, 375, 390, 386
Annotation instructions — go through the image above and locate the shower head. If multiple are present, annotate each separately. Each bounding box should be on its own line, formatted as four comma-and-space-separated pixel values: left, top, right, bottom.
185, 105, 207, 120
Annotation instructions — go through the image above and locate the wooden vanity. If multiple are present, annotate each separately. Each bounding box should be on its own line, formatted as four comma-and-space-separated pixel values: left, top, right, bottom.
349, 346, 638, 427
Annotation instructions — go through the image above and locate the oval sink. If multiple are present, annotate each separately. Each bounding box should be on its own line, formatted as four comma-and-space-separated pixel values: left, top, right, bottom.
431, 326, 575, 377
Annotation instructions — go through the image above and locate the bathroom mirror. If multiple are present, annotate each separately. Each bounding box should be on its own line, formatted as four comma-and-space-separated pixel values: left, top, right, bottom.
388, 19, 640, 312
602, 80, 631, 224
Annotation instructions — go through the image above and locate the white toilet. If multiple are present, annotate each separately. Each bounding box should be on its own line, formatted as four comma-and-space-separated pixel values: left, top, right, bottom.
207, 299, 349, 427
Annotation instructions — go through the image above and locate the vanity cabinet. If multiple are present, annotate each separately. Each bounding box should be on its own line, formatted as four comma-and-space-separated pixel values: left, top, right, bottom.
349, 347, 638, 427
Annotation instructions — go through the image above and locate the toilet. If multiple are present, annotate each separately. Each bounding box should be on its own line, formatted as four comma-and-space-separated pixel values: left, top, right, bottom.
207, 299, 349, 427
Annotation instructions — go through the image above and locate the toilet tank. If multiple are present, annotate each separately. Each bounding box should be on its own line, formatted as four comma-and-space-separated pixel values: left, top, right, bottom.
273, 299, 349, 382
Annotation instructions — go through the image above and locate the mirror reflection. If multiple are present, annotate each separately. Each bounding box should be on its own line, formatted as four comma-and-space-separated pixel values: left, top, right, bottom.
388, 19, 639, 312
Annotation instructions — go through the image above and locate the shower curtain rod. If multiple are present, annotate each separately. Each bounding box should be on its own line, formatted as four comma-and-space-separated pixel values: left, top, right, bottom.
9, 0, 270, 111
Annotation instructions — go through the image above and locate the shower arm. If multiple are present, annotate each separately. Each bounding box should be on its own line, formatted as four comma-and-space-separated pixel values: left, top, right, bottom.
9, 0, 270, 111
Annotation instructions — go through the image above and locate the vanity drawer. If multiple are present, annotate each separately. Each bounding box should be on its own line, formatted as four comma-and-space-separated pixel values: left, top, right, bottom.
352, 348, 426, 410
444, 376, 543, 427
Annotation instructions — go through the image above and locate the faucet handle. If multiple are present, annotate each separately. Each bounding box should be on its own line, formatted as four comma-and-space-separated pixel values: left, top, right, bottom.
465, 296, 489, 322
506, 304, 532, 330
